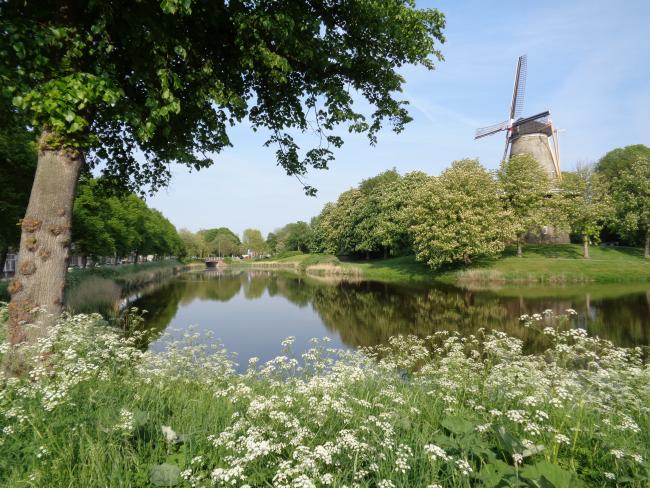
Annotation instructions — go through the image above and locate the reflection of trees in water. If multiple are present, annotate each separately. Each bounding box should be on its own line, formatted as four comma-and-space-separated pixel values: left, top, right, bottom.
579, 292, 650, 346
122, 269, 649, 352
309, 283, 557, 351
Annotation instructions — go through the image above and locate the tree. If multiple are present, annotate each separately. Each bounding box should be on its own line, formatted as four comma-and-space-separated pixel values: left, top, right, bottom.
597, 144, 650, 180
559, 164, 612, 259
242, 229, 266, 256
375, 171, 429, 257
409, 159, 513, 268
609, 158, 650, 258
265, 232, 279, 255
316, 188, 366, 256
72, 179, 116, 265
178, 229, 204, 259
201, 227, 241, 257
2, 1, 446, 360
310, 169, 428, 258
72, 179, 182, 263
354, 169, 401, 258
0, 98, 37, 274
498, 154, 551, 257
275, 222, 313, 254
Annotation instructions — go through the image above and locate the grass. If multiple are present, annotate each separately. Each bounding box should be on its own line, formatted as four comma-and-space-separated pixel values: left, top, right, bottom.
1, 309, 648, 487
243, 245, 650, 287
448, 245, 650, 285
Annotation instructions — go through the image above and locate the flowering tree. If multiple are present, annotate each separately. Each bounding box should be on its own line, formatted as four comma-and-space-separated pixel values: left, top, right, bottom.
409, 159, 514, 268
498, 154, 552, 257
609, 158, 650, 258
559, 164, 612, 259
1, 0, 445, 364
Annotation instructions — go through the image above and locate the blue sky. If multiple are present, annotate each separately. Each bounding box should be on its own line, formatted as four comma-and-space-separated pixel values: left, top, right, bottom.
147, 0, 650, 237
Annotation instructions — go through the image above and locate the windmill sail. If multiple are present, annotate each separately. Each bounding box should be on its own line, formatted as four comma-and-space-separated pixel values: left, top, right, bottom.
509, 55, 527, 120
474, 120, 509, 139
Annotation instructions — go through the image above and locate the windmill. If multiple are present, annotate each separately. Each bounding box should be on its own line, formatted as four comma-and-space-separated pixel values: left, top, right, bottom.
475, 55, 562, 180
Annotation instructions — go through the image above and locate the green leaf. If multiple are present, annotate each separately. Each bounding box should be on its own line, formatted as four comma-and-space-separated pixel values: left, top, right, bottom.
494, 425, 518, 454
150, 463, 180, 486
520, 461, 582, 488
441, 416, 476, 435
475, 460, 515, 487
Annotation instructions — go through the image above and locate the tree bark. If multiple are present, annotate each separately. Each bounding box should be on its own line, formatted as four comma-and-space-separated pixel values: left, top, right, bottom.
81, 255, 87, 268
516, 238, 523, 258
6, 131, 83, 374
645, 230, 649, 259
582, 234, 590, 259
0, 247, 8, 278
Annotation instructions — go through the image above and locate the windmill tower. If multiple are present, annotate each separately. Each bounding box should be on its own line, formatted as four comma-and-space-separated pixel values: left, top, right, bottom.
475, 55, 562, 181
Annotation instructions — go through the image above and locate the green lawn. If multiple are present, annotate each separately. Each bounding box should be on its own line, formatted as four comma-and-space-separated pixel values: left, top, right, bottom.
244, 245, 650, 286
449, 244, 650, 285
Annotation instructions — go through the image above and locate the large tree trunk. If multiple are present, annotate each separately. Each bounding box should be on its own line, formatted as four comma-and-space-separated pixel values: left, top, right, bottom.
6, 132, 83, 374
0, 247, 8, 278
516, 237, 523, 258
645, 230, 649, 259
582, 234, 590, 259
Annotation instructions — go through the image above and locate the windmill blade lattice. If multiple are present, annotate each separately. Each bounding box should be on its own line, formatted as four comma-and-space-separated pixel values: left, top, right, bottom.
510, 55, 527, 120
474, 120, 509, 139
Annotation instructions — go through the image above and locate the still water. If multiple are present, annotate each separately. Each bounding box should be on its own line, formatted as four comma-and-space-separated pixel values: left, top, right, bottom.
84, 268, 650, 368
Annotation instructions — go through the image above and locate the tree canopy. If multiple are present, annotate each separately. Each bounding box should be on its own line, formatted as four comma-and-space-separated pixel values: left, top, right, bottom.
597, 144, 650, 181
559, 164, 612, 258
1, 0, 446, 194
242, 229, 266, 255
498, 154, 552, 256
72, 178, 183, 261
200, 228, 242, 257
0, 97, 37, 256
608, 158, 650, 257
409, 159, 513, 267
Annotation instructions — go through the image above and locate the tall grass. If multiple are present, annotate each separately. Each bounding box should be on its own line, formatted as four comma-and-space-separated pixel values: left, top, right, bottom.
65, 260, 183, 292
0, 309, 648, 487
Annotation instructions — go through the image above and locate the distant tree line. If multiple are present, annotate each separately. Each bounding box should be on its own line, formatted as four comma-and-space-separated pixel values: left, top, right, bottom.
265, 144, 650, 268
72, 178, 184, 265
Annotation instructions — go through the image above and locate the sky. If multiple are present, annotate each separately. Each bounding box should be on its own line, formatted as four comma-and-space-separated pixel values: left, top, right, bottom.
145, 0, 650, 237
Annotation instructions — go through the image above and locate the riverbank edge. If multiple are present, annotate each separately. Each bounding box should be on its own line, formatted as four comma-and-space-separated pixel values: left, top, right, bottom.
232, 245, 650, 287
0, 260, 196, 302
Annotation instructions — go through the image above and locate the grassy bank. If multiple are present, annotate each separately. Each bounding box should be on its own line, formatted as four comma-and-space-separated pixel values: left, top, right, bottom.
449, 245, 650, 285
1, 309, 648, 486
244, 245, 650, 286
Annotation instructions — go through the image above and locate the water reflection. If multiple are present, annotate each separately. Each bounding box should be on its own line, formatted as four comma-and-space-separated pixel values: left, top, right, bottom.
106, 269, 650, 365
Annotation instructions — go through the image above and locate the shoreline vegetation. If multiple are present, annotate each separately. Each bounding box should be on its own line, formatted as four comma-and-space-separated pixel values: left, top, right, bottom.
1, 259, 188, 306
64, 260, 189, 315
0, 309, 647, 486
236, 244, 650, 287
